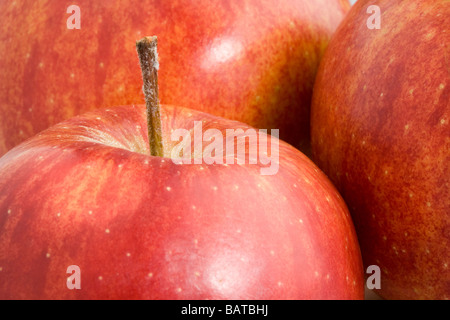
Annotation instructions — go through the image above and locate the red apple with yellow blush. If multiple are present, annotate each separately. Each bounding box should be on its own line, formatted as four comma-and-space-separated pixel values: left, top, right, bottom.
311, 0, 449, 300
0, 37, 364, 300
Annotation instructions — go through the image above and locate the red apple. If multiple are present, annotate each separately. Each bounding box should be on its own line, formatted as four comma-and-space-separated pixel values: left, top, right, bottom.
0, 102, 364, 299
311, 0, 449, 299
0, 0, 351, 156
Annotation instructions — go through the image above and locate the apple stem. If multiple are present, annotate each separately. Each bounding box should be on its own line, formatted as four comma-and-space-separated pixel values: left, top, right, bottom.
136, 36, 164, 157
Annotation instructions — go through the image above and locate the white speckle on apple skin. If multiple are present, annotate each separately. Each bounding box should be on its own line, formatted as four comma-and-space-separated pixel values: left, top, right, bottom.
392, 246, 398, 255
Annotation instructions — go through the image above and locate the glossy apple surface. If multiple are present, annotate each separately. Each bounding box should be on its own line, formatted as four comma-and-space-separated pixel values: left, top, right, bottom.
0, 104, 363, 299
0, 0, 350, 156
311, 0, 449, 299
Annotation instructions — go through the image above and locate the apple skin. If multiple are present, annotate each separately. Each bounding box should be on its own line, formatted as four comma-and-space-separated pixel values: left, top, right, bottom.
0, 104, 363, 299
0, 0, 350, 157
310, 0, 449, 299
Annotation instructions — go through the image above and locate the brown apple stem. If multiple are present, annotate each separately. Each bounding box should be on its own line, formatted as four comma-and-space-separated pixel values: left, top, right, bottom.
136, 36, 164, 157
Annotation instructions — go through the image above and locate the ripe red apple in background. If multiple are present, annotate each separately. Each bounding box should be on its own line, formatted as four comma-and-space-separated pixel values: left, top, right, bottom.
0, 103, 363, 299
0, 0, 351, 157
311, 0, 449, 299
